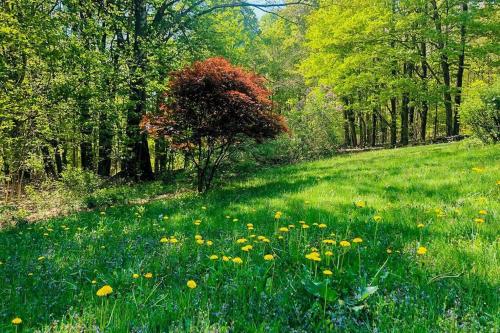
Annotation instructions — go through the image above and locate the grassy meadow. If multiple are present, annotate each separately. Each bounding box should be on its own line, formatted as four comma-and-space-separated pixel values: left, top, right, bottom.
1, 142, 499, 332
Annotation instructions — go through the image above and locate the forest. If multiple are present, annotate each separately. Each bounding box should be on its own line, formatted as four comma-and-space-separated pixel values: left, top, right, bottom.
0, 0, 499, 332
1, 0, 497, 190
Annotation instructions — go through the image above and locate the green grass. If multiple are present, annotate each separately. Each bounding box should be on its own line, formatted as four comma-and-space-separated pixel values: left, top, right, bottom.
1, 142, 499, 332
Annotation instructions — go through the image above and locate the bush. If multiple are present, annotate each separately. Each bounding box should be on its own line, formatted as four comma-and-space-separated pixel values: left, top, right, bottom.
461, 78, 500, 143
60, 167, 102, 194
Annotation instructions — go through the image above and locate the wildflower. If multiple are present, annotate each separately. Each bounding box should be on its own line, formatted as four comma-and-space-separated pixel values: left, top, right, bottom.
318, 223, 327, 229
160, 237, 169, 243
241, 245, 253, 252
339, 240, 351, 247
471, 167, 485, 173
170, 238, 179, 243
194, 220, 201, 226
233, 218, 239, 222
187, 280, 197, 289
278, 235, 284, 239
91, 280, 97, 284
195, 235, 203, 240
305, 252, 321, 262
274, 211, 282, 219
311, 247, 318, 252
474, 218, 485, 224
497, 180, 500, 185
257, 235, 265, 240
132, 274, 139, 279
202, 206, 207, 210
386, 248, 392, 254
313, 222, 318, 226
352, 237, 363, 244
323, 269, 333, 276
28, 273, 33, 276
236, 238, 247, 244
163, 215, 169, 221
96, 285, 113, 297
222, 256, 230, 262
196, 239, 204, 245
209, 255, 218, 260
262, 238, 271, 243
144, 272, 153, 279
302, 224, 310, 229
417, 223, 425, 228
288, 224, 295, 228
355, 201, 366, 208
247, 223, 253, 228
325, 250, 333, 256
37, 256, 45, 261
298, 220, 305, 224
11, 317, 22, 325
322, 239, 336, 245
232, 257, 243, 264
206, 240, 213, 246
279, 227, 289, 232
248, 226, 254, 230
373, 215, 382, 222
416, 246, 427, 255
264, 254, 274, 261
225, 215, 231, 219
478, 210, 487, 215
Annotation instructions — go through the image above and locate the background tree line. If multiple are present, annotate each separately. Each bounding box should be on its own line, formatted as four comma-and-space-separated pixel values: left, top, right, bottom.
1, 0, 498, 198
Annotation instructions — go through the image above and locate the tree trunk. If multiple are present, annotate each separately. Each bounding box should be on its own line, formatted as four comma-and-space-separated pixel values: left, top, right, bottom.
343, 107, 351, 147
390, 98, 397, 147
124, 0, 153, 180
431, 0, 453, 136
453, 1, 468, 135
371, 110, 377, 147
420, 40, 429, 142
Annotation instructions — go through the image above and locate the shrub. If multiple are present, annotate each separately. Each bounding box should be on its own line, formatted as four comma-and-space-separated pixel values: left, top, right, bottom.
461, 78, 500, 143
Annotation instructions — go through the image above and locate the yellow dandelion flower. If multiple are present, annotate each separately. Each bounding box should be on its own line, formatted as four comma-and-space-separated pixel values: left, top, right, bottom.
144, 272, 153, 279
417, 223, 425, 228
222, 256, 230, 262
262, 238, 271, 243
37, 256, 45, 261
386, 248, 392, 254
201, 206, 207, 210
339, 240, 351, 247
322, 239, 336, 245
474, 218, 485, 224
11, 317, 22, 325
209, 255, 218, 260
194, 220, 201, 226
247, 223, 253, 228
248, 226, 254, 230
196, 239, 204, 245
160, 237, 169, 243
233, 218, 239, 222
325, 250, 333, 256
298, 221, 305, 224
478, 210, 487, 215
96, 285, 113, 297
132, 273, 140, 279
232, 257, 243, 264
195, 235, 203, 240
241, 245, 253, 252
471, 167, 485, 173
206, 240, 213, 246
352, 237, 363, 244
274, 211, 282, 219
288, 224, 295, 228
236, 238, 247, 244
170, 238, 179, 243
323, 269, 333, 276
278, 235, 284, 239
305, 252, 321, 262
279, 227, 289, 232
302, 224, 310, 229
263, 254, 274, 261
373, 215, 382, 222
187, 280, 197, 289
416, 246, 427, 255
355, 201, 366, 208
496, 180, 500, 185
91, 280, 97, 284
318, 223, 327, 229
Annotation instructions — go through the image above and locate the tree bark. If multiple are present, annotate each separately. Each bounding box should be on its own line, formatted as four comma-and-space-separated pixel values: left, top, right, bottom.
453, 1, 468, 135
124, 0, 153, 180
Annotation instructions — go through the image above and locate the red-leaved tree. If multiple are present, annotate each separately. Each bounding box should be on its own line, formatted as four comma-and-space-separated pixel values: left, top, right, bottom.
141, 57, 288, 192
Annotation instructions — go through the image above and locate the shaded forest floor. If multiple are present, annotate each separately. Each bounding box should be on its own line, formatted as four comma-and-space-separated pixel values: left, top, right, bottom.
0, 142, 499, 332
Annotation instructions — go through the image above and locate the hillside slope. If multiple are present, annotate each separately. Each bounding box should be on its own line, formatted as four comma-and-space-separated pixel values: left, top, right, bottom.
1, 142, 499, 332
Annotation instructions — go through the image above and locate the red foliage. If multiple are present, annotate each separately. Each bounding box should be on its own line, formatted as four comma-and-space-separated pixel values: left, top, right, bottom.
142, 57, 288, 147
